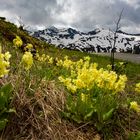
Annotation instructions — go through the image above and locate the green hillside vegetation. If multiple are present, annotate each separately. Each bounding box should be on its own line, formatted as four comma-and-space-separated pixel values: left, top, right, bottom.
0, 19, 140, 140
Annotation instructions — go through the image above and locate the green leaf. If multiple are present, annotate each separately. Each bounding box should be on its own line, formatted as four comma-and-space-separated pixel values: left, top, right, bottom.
71, 115, 82, 124
0, 83, 13, 109
128, 132, 140, 140
61, 111, 71, 118
0, 94, 7, 109
84, 110, 94, 120
0, 119, 8, 131
0, 83, 13, 100
0, 108, 7, 116
103, 108, 114, 121
6, 108, 16, 113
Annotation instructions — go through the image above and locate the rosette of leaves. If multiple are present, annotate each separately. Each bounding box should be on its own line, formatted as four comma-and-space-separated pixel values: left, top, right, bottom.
114, 61, 127, 74
0, 83, 15, 130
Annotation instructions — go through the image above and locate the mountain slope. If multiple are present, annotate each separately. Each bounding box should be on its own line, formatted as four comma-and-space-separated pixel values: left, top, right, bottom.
0, 19, 53, 50
31, 27, 140, 53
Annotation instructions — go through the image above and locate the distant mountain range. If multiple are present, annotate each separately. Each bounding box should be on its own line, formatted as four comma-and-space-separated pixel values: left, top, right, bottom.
29, 26, 140, 53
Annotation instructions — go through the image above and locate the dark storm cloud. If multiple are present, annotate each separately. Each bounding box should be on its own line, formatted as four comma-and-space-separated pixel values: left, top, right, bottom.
0, 0, 140, 33
70, 0, 140, 32
0, 0, 66, 26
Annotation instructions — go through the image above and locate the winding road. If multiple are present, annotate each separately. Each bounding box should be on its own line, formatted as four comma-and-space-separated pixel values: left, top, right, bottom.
95, 53, 140, 64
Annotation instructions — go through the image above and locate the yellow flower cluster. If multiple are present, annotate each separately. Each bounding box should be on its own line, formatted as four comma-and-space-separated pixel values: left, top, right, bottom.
60, 56, 75, 69
24, 43, 33, 51
21, 52, 33, 70
58, 56, 127, 94
130, 101, 140, 113
56, 56, 90, 70
13, 36, 23, 47
135, 83, 140, 93
36, 53, 54, 64
0, 46, 11, 77
58, 76, 77, 93
46, 55, 53, 64
56, 58, 63, 67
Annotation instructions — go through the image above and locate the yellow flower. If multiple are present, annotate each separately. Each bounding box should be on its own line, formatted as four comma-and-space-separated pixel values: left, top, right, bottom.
67, 84, 77, 93
74, 79, 86, 89
114, 75, 127, 92
13, 36, 23, 47
119, 62, 124, 65
0, 46, 11, 77
80, 93, 88, 102
21, 52, 33, 70
56, 59, 63, 66
48, 57, 53, 64
135, 83, 140, 93
58, 76, 77, 93
39, 54, 47, 62
4, 52, 11, 61
84, 56, 90, 61
25, 43, 33, 51
62, 56, 74, 69
34, 52, 40, 60
130, 101, 140, 113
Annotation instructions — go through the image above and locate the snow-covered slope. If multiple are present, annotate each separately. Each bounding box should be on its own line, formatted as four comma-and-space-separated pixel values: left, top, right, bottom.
30, 26, 140, 53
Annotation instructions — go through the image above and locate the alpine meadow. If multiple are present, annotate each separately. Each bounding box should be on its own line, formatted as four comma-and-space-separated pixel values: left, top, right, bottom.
0, 0, 140, 139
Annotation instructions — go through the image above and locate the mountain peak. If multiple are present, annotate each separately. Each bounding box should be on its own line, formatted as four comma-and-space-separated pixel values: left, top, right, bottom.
30, 26, 140, 54
88, 28, 102, 35
47, 26, 59, 33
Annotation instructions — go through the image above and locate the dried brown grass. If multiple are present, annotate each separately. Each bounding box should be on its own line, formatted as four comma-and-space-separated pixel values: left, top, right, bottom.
2, 79, 98, 140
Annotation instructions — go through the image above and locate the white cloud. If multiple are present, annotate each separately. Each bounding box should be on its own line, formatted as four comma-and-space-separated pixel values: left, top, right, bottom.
121, 0, 138, 5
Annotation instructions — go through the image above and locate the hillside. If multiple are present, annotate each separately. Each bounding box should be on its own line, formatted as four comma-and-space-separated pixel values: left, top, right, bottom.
0, 19, 140, 140
31, 26, 140, 53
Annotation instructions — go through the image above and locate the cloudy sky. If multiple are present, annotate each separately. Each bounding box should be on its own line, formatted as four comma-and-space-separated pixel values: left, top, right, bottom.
0, 0, 140, 33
